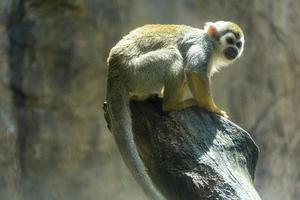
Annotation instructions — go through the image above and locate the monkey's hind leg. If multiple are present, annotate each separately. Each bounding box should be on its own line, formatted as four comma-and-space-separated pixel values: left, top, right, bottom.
163, 71, 195, 112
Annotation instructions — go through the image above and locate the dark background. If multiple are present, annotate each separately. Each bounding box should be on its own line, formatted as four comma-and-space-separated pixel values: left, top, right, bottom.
0, 0, 299, 200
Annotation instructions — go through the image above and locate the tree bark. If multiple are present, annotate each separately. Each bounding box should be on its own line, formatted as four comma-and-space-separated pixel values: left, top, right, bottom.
104, 97, 261, 200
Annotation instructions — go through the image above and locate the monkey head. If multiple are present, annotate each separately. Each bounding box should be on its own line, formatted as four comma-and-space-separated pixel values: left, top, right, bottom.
205, 21, 244, 66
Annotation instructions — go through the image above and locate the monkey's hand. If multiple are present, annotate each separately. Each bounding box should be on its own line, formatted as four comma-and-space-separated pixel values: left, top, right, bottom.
211, 107, 229, 118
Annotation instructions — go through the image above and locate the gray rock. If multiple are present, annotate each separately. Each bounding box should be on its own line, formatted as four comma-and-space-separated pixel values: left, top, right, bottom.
104, 97, 261, 200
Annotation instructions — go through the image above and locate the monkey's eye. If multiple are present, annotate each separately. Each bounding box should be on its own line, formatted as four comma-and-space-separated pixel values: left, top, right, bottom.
226, 37, 234, 45
236, 41, 242, 48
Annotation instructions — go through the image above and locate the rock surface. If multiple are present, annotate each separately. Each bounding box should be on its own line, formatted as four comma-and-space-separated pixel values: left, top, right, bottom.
104, 98, 261, 200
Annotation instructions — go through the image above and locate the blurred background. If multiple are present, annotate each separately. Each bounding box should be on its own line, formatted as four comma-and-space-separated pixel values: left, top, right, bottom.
0, 0, 299, 200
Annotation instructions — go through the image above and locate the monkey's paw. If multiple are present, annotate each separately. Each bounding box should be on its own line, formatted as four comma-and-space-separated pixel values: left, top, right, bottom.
213, 108, 229, 118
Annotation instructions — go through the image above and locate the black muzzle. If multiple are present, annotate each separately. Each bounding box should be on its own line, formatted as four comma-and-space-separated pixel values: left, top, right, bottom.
224, 47, 238, 60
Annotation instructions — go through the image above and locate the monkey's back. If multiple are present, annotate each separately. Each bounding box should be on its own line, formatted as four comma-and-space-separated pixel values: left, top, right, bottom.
108, 24, 200, 65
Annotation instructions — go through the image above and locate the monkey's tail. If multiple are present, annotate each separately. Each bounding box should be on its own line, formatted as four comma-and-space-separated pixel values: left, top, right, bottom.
106, 70, 165, 200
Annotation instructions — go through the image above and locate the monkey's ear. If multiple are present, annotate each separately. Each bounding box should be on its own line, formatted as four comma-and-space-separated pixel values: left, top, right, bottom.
205, 22, 218, 38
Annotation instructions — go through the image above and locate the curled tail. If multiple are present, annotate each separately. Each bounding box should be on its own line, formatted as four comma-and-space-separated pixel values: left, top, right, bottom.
106, 68, 165, 200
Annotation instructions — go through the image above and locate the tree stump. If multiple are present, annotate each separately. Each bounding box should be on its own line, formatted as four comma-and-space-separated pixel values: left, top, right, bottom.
103, 97, 261, 200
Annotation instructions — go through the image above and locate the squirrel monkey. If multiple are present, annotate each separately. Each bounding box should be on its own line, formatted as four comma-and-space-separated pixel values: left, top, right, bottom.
106, 21, 244, 199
